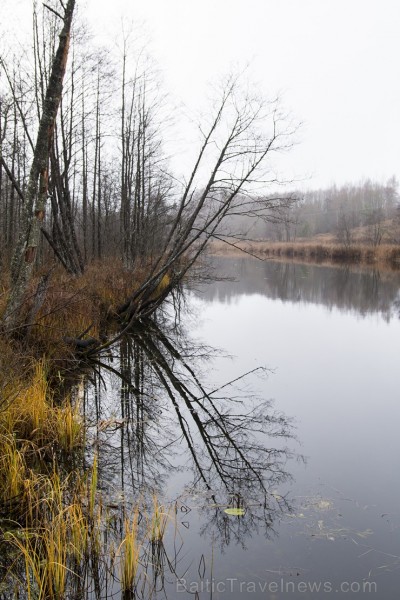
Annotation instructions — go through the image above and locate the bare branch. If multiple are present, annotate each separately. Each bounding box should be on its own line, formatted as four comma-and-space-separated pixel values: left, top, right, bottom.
43, 3, 64, 20
0, 156, 25, 202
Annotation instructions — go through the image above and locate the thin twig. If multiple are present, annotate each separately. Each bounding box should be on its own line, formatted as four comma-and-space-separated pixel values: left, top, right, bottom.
210, 233, 270, 261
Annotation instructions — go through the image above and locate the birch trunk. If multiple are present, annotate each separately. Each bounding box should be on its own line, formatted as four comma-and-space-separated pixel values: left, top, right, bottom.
3, 0, 75, 332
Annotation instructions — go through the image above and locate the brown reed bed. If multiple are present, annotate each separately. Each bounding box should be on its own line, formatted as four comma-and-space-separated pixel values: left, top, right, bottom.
209, 240, 400, 270
0, 258, 147, 390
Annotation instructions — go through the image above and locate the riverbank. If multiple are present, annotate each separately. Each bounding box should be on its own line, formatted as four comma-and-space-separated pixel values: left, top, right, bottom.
209, 240, 400, 269
0, 259, 143, 375
0, 259, 177, 598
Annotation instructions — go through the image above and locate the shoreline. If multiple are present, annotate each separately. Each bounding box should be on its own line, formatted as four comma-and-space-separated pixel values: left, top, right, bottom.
208, 241, 400, 271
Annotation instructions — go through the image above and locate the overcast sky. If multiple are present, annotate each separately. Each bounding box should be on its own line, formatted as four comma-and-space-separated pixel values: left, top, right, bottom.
2, 0, 400, 189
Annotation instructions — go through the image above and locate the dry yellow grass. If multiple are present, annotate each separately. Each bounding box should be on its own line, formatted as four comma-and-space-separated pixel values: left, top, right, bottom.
117, 509, 140, 593
0, 360, 83, 452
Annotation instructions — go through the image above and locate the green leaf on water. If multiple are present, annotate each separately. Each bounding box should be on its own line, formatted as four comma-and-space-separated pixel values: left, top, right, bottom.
224, 508, 245, 516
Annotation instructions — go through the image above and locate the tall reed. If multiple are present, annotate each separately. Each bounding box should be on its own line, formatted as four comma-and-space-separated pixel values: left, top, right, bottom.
117, 509, 140, 594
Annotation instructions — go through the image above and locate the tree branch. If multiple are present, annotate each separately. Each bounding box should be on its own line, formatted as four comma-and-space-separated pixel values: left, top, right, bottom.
0, 156, 25, 202
43, 3, 64, 20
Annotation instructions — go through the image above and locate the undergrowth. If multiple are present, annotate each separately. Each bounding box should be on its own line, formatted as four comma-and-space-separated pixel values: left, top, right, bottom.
0, 260, 176, 599
0, 258, 143, 358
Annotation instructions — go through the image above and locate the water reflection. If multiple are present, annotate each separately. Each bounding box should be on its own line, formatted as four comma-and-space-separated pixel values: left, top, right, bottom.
198, 257, 400, 318
3, 303, 294, 600
84, 312, 297, 540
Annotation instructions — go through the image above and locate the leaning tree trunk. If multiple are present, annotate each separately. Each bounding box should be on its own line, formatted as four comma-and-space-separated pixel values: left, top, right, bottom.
2, 0, 76, 333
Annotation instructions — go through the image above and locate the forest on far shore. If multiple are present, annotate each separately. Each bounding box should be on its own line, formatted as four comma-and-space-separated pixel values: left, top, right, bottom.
222, 178, 400, 246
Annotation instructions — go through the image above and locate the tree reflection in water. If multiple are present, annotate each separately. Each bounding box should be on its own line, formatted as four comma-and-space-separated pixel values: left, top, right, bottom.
200, 257, 400, 319
80, 309, 299, 594
0, 309, 298, 599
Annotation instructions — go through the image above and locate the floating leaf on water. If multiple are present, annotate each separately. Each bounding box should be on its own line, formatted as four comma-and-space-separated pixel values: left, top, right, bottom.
224, 508, 245, 516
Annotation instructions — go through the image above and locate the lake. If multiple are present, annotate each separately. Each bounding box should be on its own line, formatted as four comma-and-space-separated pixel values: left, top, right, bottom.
85, 257, 400, 598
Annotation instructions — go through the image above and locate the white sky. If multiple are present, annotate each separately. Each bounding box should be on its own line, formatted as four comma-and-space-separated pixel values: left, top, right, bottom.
2, 0, 400, 189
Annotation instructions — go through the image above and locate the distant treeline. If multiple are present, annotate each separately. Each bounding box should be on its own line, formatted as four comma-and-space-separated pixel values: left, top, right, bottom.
222, 179, 400, 246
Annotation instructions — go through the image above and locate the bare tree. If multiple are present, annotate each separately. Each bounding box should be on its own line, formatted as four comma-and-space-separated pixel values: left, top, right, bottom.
2, 0, 76, 332
336, 206, 354, 248
0, 88, 28, 261
1, 13, 299, 342
119, 37, 170, 268
112, 76, 296, 325
41, 42, 85, 275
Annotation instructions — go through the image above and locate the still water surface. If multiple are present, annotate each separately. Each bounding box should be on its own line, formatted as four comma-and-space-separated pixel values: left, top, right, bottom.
88, 258, 400, 598
184, 259, 400, 598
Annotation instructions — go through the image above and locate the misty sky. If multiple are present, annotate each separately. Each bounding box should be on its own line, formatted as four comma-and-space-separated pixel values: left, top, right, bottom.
2, 0, 400, 189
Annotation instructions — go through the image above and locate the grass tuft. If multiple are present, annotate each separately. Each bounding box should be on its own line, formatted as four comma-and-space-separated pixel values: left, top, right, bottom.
117, 509, 140, 594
